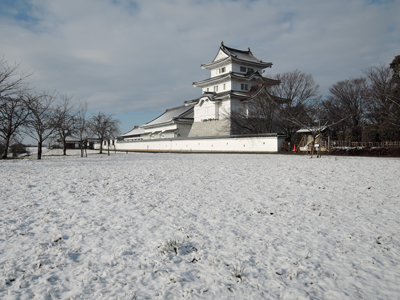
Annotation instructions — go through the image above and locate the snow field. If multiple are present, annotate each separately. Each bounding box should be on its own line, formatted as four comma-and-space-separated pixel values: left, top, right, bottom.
0, 152, 399, 299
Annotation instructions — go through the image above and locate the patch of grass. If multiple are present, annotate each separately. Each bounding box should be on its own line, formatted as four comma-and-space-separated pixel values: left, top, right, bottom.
232, 261, 245, 281
158, 239, 179, 255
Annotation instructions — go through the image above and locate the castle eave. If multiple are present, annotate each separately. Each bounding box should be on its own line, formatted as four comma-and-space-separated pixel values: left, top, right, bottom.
202, 58, 272, 70
193, 71, 265, 88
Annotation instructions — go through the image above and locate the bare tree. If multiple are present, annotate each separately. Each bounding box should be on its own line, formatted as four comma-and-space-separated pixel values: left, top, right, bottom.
75, 101, 88, 157
363, 64, 396, 125
288, 100, 347, 158
269, 70, 320, 143
230, 81, 286, 134
52, 94, 78, 156
328, 78, 367, 128
87, 112, 120, 154
24, 91, 57, 160
0, 58, 31, 99
0, 94, 31, 158
388, 55, 400, 127
0, 58, 32, 159
326, 77, 368, 141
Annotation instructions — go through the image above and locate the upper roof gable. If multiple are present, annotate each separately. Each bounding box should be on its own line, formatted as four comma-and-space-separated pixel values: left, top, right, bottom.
217, 42, 261, 64
213, 48, 229, 62
202, 42, 272, 69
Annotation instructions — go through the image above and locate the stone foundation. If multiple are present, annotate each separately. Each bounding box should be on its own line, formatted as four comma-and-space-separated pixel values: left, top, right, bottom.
187, 120, 230, 137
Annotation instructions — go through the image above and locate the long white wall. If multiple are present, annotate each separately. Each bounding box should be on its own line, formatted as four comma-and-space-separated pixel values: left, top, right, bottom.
109, 135, 285, 153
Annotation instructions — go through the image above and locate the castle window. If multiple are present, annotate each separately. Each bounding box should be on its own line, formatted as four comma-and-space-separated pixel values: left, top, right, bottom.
248, 68, 254, 73
219, 67, 226, 74
240, 66, 246, 72
241, 84, 248, 91
223, 83, 226, 90
214, 85, 218, 92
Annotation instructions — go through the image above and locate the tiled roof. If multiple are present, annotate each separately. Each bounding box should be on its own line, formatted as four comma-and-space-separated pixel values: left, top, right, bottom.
218, 43, 263, 64
202, 42, 272, 69
242, 79, 288, 104
184, 90, 249, 106
120, 126, 145, 137
193, 71, 264, 87
143, 105, 194, 128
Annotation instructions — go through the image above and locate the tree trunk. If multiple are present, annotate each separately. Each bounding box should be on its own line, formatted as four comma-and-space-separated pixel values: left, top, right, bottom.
62, 136, 67, 155
1, 122, 13, 159
286, 132, 292, 151
37, 140, 42, 160
310, 137, 316, 158
99, 139, 103, 154
317, 138, 322, 158
1, 135, 11, 159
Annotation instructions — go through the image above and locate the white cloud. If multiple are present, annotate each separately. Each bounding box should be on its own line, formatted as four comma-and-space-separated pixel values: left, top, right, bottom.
0, 0, 399, 132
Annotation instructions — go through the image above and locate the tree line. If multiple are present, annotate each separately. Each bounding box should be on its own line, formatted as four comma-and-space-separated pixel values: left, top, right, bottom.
0, 58, 120, 160
230, 55, 400, 145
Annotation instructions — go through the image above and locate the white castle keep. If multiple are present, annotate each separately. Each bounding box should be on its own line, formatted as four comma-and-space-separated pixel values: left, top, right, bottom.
119, 42, 281, 142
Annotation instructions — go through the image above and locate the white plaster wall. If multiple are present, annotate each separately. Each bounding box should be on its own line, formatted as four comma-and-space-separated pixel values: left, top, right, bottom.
219, 99, 231, 119
202, 80, 231, 94
143, 123, 177, 135
210, 63, 232, 78
230, 99, 244, 113
231, 80, 250, 91
225, 81, 232, 91
113, 136, 285, 153
94, 139, 118, 150
138, 123, 193, 139
218, 101, 229, 120
151, 132, 161, 139
194, 99, 219, 122
160, 131, 175, 139
213, 49, 228, 63
232, 79, 260, 92
232, 63, 261, 74
140, 133, 152, 140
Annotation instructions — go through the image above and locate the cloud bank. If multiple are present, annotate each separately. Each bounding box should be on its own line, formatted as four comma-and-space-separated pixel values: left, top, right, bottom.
1, 0, 399, 132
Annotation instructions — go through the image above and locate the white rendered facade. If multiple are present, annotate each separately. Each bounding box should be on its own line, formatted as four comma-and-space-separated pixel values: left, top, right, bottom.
119, 42, 279, 142
189, 42, 273, 136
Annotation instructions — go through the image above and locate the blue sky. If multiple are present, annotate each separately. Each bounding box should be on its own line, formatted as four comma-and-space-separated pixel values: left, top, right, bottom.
1, 0, 399, 135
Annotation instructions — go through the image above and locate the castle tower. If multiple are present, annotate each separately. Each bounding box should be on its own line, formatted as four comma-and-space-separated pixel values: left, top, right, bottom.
187, 42, 275, 137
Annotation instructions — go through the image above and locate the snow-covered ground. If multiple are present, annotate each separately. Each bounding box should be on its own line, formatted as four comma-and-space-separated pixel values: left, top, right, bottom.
1, 151, 399, 299
26, 147, 100, 157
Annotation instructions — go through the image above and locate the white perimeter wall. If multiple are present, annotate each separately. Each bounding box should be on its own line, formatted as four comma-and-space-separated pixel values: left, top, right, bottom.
110, 136, 285, 153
